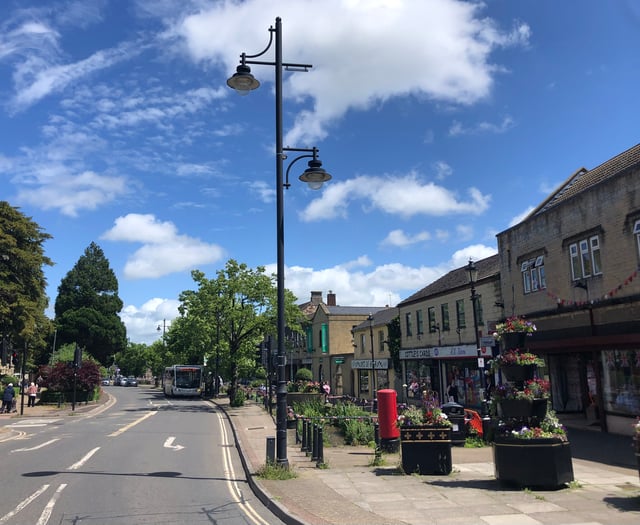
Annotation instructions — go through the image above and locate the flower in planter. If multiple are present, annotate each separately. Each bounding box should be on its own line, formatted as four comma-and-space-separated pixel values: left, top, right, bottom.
521, 378, 550, 399
396, 398, 452, 428
490, 349, 545, 369
503, 410, 567, 441
494, 315, 536, 336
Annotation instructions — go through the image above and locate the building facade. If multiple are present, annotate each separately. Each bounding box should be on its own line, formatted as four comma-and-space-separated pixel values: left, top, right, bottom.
496, 143, 640, 435
396, 255, 502, 409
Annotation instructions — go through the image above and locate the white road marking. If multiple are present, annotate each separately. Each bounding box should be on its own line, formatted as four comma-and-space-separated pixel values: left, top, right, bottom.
163, 436, 185, 451
0, 484, 49, 523
108, 410, 156, 437
36, 484, 67, 525
67, 447, 100, 470
11, 438, 60, 453
7, 419, 61, 428
217, 412, 269, 525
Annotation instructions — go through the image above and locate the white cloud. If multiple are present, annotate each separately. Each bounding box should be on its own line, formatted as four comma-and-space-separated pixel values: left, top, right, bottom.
381, 229, 431, 248
101, 213, 226, 279
120, 297, 180, 345
301, 172, 491, 221
15, 170, 127, 217
174, 0, 530, 146
448, 115, 515, 136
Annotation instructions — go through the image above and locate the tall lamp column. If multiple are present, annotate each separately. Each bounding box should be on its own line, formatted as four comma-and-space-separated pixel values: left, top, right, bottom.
467, 259, 485, 391
227, 17, 331, 466
368, 313, 376, 403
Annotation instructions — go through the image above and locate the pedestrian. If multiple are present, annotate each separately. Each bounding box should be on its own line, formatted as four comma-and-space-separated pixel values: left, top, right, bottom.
2, 383, 15, 414
447, 381, 459, 403
322, 381, 331, 402
21, 377, 28, 395
27, 382, 38, 407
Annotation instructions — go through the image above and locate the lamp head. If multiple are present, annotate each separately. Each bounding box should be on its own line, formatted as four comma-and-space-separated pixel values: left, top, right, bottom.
467, 259, 478, 284
299, 158, 332, 189
227, 64, 260, 94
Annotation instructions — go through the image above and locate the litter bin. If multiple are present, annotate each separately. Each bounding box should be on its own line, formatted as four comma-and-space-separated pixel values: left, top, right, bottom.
441, 401, 465, 445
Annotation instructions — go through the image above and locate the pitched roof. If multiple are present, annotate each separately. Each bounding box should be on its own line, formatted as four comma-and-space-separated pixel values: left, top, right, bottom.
530, 143, 640, 217
352, 307, 399, 330
397, 254, 500, 306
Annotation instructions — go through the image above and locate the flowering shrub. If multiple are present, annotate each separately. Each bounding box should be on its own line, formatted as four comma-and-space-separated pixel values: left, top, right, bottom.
494, 315, 536, 336
491, 349, 544, 369
287, 380, 322, 393
397, 398, 452, 428
522, 378, 550, 399
508, 411, 567, 441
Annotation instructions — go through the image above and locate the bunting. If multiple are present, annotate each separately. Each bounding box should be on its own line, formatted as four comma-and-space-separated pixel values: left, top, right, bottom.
546, 269, 638, 306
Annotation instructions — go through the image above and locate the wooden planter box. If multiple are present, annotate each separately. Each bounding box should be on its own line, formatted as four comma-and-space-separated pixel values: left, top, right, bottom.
400, 426, 452, 475
286, 392, 323, 405
500, 364, 536, 383
493, 436, 574, 488
501, 332, 527, 350
497, 398, 547, 419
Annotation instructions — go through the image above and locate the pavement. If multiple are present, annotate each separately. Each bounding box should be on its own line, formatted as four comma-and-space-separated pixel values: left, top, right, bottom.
2, 390, 639, 525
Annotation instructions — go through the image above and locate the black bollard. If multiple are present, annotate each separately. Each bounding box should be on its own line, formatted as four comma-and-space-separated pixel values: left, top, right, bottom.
311, 423, 319, 461
316, 426, 324, 466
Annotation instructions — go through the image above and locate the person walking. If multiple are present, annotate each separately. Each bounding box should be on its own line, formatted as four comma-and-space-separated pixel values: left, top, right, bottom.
27, 382, 38, 407
2, 383, 15, 414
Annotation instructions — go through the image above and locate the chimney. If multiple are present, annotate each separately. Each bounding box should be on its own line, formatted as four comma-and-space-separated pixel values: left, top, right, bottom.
327, 290, 336, 306
310, 291, 323, 305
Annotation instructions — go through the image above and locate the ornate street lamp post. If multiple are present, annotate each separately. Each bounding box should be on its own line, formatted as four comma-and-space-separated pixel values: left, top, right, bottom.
227, 17, 331, 467
467, 259, 485, 392
368, 313, 376, 402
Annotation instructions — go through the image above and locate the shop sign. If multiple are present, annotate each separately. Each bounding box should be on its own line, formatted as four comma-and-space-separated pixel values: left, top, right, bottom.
351, 358, 389, 369
399, 345, 477, 360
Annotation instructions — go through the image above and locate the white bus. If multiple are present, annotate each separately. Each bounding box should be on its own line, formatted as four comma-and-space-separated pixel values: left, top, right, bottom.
162, 365, 203, 397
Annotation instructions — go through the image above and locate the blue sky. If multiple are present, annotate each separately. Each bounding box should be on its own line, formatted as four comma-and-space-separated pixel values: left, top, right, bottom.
2, 0, 639, 345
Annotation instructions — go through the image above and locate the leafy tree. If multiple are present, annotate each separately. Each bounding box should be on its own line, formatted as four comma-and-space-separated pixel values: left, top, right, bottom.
177, 259, 304, 406
38, 360, 101, 392
0, 201, 54, 363
54, 242, 126, 365
386, 316, 402, 375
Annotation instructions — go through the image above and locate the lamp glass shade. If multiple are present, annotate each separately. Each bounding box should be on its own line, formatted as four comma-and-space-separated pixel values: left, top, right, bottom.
299, 160, 331, 190
226, 65, 260, 93
467, 262, 478, 284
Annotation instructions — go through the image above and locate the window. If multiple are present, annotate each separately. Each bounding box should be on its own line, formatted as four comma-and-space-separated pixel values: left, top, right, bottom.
635, 220, 640, 257
416, 309, 424, 335
521, 255, 546, 294
441, 303, 450, 331
405, 312, 413, 337
321, 323, 328, 353
427, 306, 437, 332
474, 295, 484, 326
456, 299, 466, 329
570, 235, 603, 281
360, 333, 366, 353
378, 330, 385, 353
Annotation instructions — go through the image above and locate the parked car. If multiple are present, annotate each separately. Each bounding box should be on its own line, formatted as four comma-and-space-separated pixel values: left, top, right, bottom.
115, 376, 127, 386
126, 376, 138, 387
101, 378, 111, 386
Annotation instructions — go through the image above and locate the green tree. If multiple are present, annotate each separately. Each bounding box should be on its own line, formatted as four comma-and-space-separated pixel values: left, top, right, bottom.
54, 242, 126, 365
177, 260, 303, 405
0, 201, 54, 365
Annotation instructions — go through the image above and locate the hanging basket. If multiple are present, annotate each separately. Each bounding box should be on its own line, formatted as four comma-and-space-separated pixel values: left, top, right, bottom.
501, 332, 527, 350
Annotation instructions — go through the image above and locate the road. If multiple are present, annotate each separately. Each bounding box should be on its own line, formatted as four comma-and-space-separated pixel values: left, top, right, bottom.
0, 386, 285, 525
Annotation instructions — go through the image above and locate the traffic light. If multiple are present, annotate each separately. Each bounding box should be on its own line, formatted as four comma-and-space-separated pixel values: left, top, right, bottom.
74, 345, 82, 368
256, 342, 265, 366
12, 351, 19, 368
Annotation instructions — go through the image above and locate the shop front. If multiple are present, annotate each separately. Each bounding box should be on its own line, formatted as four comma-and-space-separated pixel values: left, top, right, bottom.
400, 345, 485, 410
351, 358, 390, 401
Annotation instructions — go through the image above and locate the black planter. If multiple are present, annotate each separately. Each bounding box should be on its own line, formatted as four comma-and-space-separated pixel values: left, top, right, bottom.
498, 398, 547, 419
400, 426, 452, 475
501, 332, 527, 350
493, 436, 574, 488
500, 364, 536, 383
